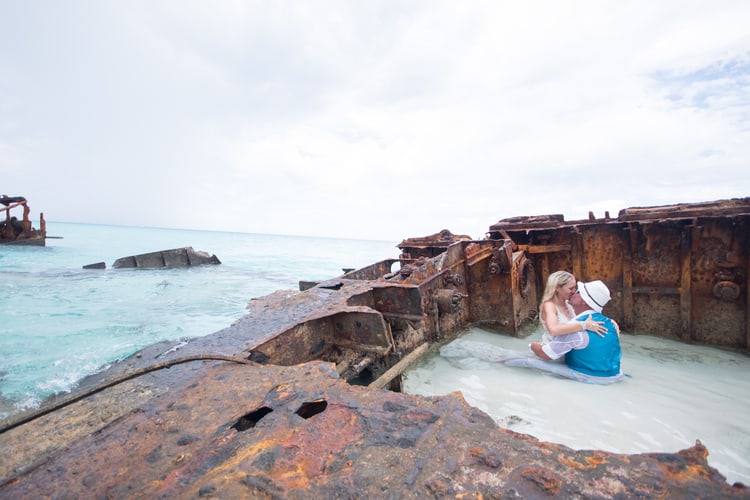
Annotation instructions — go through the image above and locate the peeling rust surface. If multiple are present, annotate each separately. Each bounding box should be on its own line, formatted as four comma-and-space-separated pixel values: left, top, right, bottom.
491, 196, 750, 348
1, 361, 745, 498
2, 197, 749, 497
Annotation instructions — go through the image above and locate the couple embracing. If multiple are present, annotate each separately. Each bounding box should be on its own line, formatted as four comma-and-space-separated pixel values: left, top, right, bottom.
531, 271, 623, 382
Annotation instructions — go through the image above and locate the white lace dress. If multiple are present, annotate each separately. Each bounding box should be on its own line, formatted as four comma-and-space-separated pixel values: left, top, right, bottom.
541, 302, 576, 345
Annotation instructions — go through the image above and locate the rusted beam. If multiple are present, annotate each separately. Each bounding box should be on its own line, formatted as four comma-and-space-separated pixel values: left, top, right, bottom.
631, 286, 680, 295
0, 201, 28, 212
380, 312, 424, 321
370, 342, 429, 389
334, 339, 391, 355
39, 212, 46, 238
464, 243, 496, 266
489, 213, 565, 231
618, 197, 750, 221
571, 229, 583, 281
631, 287, 680, 295
622, 224, 635, 329
510, 253, 522, 334
540, 254, 550, 291
680, 226, 693, 342
516, 244, 572, 254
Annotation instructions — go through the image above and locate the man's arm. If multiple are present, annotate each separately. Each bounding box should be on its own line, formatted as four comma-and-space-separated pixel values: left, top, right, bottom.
531, 331, 588, 360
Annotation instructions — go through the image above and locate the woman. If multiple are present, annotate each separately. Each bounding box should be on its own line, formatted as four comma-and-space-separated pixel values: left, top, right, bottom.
539, 271, 605, 347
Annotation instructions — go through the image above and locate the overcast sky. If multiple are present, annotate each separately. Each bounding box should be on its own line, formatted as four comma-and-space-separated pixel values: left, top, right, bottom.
2, 1, 749, 241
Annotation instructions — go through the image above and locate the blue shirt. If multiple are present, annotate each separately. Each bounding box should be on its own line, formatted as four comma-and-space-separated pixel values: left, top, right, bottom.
565, 311, 622, 377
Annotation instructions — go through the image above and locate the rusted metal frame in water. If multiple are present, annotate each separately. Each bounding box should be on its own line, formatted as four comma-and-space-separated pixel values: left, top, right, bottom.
0, 196, 46, 244
490, 198, 750, 350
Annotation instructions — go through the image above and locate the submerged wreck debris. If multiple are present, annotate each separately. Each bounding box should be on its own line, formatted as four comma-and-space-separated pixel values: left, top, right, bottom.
82, 261, 106, 269
83, 247, 221, 269
0, 195, 46, 246
2, 197, 749, 497
110, 247, 221, 269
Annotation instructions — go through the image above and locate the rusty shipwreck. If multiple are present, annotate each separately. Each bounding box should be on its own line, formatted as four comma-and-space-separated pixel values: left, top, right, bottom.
1, 197, 749, 498
0, 195, 46, 246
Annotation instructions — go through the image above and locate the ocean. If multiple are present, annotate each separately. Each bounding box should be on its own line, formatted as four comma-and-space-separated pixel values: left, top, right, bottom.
2, 222, 749, 486
0, 222, 398, 416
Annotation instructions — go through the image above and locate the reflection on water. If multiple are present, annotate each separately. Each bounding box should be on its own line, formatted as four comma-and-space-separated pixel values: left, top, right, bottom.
403, 327, 750, 486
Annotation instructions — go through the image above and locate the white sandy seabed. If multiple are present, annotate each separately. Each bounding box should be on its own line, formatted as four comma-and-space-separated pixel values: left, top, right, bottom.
402, 327, 750, 486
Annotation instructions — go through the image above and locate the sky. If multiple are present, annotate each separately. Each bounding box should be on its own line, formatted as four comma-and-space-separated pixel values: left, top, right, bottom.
1, 1, 749, 242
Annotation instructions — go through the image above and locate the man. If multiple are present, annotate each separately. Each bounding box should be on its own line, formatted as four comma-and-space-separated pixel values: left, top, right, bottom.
530, 280, 622, 379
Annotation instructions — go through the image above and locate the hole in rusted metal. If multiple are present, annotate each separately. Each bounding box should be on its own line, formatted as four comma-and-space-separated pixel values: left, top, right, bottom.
295, 400, 328, 419
349, 366, 374, 386
320, 282, 343, 290
232, 406, 273, 431
247, 351, 269, 364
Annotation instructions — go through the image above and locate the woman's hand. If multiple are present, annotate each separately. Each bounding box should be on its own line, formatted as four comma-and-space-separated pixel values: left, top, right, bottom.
582, 315, 607, 337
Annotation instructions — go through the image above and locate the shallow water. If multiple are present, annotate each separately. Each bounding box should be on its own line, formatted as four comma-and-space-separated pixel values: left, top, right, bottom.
402, 327, 750, 486
0, 222, 398, 415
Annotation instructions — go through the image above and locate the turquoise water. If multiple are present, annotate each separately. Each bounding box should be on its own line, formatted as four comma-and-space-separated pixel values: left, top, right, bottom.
4, 222, 748, 486
0, 222, 398, 415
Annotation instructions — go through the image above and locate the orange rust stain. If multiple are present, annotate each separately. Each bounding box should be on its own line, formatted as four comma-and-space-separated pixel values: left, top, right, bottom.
537, 442, 557, 455
557, 452, 609, 469
655, 461, 715, 482
193, 430, 297, 482
273, 407, 364, 486
188, 404, 367, 493
520, 466, 562, 493
468, 447, 486, 457
272, 461, 315, 490
687, 464, 713, 479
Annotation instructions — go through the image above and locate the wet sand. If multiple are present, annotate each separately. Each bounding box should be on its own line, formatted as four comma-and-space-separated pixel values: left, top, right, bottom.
403, 327, 750, 486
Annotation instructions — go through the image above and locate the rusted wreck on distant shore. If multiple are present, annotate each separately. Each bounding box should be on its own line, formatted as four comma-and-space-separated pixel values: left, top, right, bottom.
2, 197, 750, 498
0, 195, 46, 246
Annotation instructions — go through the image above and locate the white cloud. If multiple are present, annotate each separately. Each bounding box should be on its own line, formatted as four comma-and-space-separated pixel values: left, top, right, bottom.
1, 1, 749, 241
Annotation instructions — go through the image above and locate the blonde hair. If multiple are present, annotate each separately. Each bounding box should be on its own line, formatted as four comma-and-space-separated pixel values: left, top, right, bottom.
539, 270, 575, 311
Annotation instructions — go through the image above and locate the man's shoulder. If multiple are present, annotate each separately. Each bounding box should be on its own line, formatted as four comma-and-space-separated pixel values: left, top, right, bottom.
576, 310, 612, 321
575, 309, 596, 319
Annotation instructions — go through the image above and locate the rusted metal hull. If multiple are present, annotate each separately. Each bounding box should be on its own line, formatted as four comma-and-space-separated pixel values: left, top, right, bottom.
1, 198, 749, 497
0, 360, 743, 498
488, 197, 750, 348
0, 235, 45, 246
0, 195, 46, 246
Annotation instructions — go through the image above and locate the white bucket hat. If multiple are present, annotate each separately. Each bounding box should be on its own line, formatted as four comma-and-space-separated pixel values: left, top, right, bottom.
577, 280, 611, 313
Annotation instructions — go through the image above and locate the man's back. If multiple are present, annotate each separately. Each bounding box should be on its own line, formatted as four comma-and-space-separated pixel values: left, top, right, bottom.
565, 312, 621, 377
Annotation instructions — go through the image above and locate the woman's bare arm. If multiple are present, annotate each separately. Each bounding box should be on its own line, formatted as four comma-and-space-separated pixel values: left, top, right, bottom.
542, 301, 604, 336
